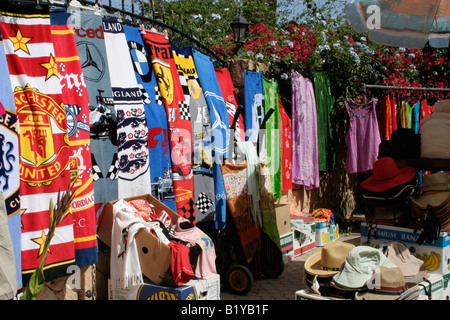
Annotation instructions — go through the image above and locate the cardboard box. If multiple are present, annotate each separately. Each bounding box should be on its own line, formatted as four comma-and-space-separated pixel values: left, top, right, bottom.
292, 221, 316, 257
417, 274, 444, 300
295, 289, 344, 300
108, 274, 220, 300
360, 222, 450, 275
275, 204, 291, 236
97, 193, 180, 285
443, 273, 450, 300
315, 220, 339, 247
280, 232, 294, 264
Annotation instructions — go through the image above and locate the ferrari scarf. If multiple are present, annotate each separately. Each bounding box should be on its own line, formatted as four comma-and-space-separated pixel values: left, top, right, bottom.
192, 49, 230, 230
50, 9, 97, 266
0, 31, 21, 293
244, 70, 265, 150
172, 44, 215, 225
103, 18, 151, 198
73, 10, 118, 227
142, 28, 196, 224
123, 25, 176, 212
0, 8, 75, 284
263, 77, 281, 201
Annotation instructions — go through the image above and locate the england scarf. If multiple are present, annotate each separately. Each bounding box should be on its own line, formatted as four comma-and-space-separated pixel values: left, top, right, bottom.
123, 25, 176, 212
72, 10, 118, 227
142, 28, 196, 224
0, 31, 22, 293
172, 44, 215, 224
0, 8, 75, 284
50, 10, 97, 266
103, 18, 151, 198
192, 49, 229, 230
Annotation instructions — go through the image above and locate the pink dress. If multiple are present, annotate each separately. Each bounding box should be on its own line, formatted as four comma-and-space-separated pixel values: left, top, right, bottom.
345, 99, 381, 173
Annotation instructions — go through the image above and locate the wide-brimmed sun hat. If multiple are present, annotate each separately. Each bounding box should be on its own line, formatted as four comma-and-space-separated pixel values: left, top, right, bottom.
360, 157, 416, 193
355, 266, 408, 300
385, 242, 423, 278
304, 241, 355, 278
433, 99, 450, 113
410, 172, 450, 209
332, 246, 397, 289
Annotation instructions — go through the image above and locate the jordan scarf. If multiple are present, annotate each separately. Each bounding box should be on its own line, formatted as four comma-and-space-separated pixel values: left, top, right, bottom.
0, 8, 75, 284
263, 77, 281, 201
172, 44, 215, 225
215, 67, 245, 147
103, 18, 151, 199
50, 10, 97, 266
0, 31, 22, 292
123, 25, 176, 212
192, 49, 230, 230
73, 10, 118, 227
244, 70, 265, 150
142, 29, 196, 224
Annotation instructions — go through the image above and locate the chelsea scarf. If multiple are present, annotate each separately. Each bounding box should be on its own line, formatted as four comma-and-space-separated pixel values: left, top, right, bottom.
50, 9, 97, 266
123, 25, 176, 211
0, 8, 75, 284
142, 28, 196, 224
0, 31, 22, 293
172, 44, 216, 225
103, 18, 151, 198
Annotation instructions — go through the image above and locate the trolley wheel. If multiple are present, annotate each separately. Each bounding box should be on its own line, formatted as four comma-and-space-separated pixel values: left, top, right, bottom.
225, 264, 254, 295
263, 257, 285, 278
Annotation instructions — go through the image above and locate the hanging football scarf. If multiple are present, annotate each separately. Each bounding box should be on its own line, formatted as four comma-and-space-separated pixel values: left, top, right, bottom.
278, 96, 293, 192
192, 49, 230, 230
103, 18, 151, 199
244, 70, 265, 150
73, 10, 118, 227
123, 25, 176, 212
50, 10, 97, 266
172, 44, 215, 224
142, 29, 196, 224
0, 32, 21, 293
0, 9, 75, 284
215, 67, 245, 144
263, 77, 281, 201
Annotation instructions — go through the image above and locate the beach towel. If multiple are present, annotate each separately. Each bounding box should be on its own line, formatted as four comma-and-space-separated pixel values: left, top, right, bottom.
0, 8, 75, 284
192, 49, 230, 230
123, 25, 176, 212
103, 18, 151, 198
73, 10, 119, 231
244, 70, 265, 148
142, 28, 196, 224
0, 31, 21, 293
172, 44, 215, 224
50, 9, 97, 266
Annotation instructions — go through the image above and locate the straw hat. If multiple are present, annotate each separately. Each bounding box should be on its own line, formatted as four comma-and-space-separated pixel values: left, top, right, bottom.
304, 241, 355, 278
410, 172, 450, 209
355, 266, 407, 300
360, 157, 416, 193
433, 99, 450, 113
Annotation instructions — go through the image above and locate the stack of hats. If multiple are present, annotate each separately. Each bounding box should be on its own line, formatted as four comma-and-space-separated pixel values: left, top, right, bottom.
304, 242, 425, 300
421, 99, 450, 159
378, 128, 421, 160
410, 172, 450, 243
360, 157, 417, 226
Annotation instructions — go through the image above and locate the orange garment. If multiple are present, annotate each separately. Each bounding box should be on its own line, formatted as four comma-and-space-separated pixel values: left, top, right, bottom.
379, 94, 393, 140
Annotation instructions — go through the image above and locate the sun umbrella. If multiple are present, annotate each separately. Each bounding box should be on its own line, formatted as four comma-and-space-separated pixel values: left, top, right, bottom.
345, 0, 450, 48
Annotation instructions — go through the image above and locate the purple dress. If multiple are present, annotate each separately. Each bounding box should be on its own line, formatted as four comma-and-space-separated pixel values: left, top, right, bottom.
345, 99, 381, 173
291, 70, 319, 189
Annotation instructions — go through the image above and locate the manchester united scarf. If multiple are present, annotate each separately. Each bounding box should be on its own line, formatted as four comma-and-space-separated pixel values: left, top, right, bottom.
0, 8, 75, 284
73, 10, 118, 228
244, 70, 265, 150
123, 25, 176, 212
0, 31, 22, 293
50, 9, 97, 266
142, 28, 196, 224
192, 49, 230, 230
103, 18, 151, 198
263, 77, 281, 201
172, 44, 215, 225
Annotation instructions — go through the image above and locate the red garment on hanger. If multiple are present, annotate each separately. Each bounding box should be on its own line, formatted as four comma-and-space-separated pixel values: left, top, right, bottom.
279, 96, 293, 192
390, 93, 398, 132
419, 99, 433, 133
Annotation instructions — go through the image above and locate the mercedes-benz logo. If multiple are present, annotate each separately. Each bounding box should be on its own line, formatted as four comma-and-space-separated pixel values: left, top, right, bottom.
77, 41, 106, 83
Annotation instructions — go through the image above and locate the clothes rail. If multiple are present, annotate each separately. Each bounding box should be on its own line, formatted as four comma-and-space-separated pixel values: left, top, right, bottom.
363, 84, 450, 92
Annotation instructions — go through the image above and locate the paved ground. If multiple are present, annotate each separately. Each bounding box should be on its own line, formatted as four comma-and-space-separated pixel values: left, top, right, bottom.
220, 233, 361, 300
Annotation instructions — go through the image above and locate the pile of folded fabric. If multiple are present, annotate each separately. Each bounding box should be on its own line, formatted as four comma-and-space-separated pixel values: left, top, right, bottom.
304, 241, 426, 300
360, 157, 418, 227
420, 99, 450, 159
410, 172, 450, 244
